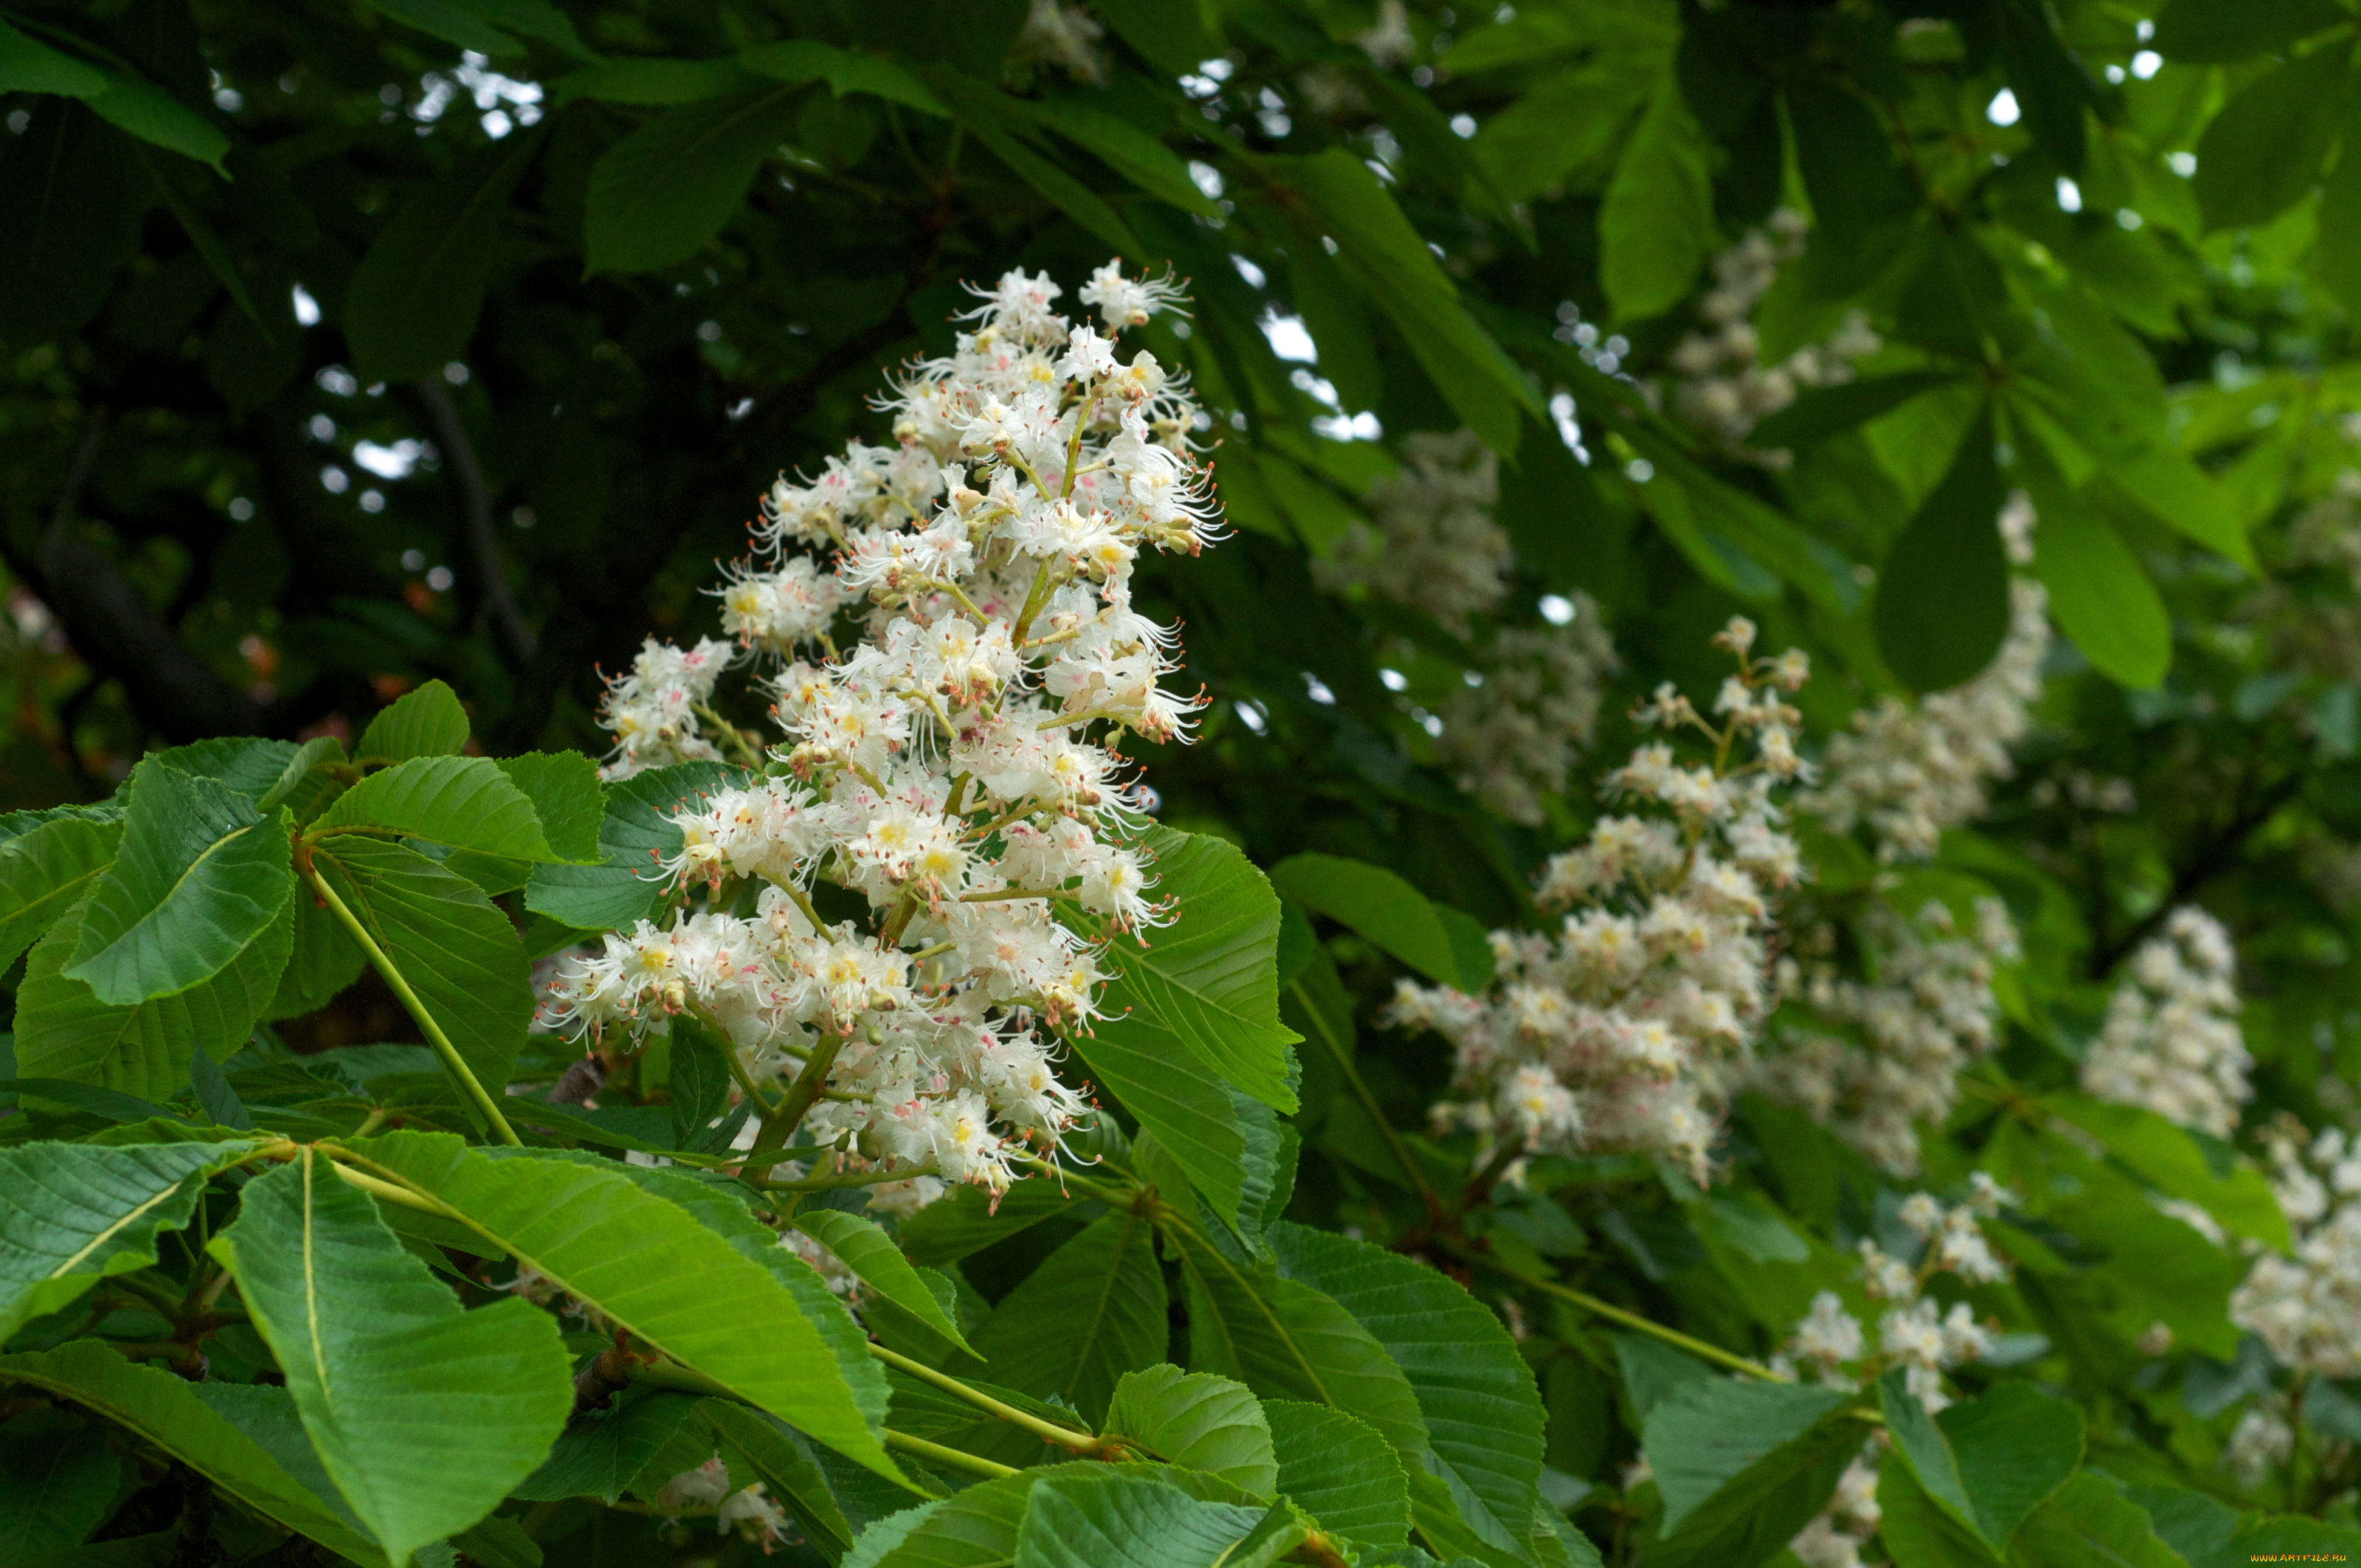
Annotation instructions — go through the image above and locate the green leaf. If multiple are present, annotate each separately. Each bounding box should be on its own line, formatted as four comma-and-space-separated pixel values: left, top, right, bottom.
0, 101, 139, 351
1874, 404, 2010, 693
1598, 72, 1714, 321
267, 896, 367, 1022
1096, 829, 1299, 1112
211, 1151, 573, 1568
794, 1208, 979, 1358
1749, 373, 1963, 450
2020, 462, 2170, 688
1475, 63, 1649, 204
0, 1136, 260, 1343
1876, 1448, 2004, 1568
1070, 1016, 1251, 1225
2316, 94, 2361, 318
2191, 44, 2351, 232
64, 759, 294, 1006
362, 0, 592, 59
311, 837, 532, 1116
2219, 1515, 2361, 1568
0, 815, 122, 973
83, 66, 227, 175
1172, 1225, 1429, 1465
739, 40, 947, 116
0, 1341, 385, 1565
1269, 855, 1467, 990
1104, 1366, 1277, 1496
525, 760, 746, 930
1271, 1223, 1544, 1558
1939, 1384, 2083, 1547
0, 1408, 119, 1564
2037, 1091, 2289, 1250
1022, 97, 1217, 215
2012, 1472, 2187, 1568
1275, 148, 1540, 453
896, 1177, 1102, 1268
929, 74, 1141, 258
511, 1388, 703, 1504
151, 737, 305, 801
1641, 1377, 1861, 1568
355, 681, 471, 764
314, 755, 562, 861
584, 85, 812, 274
1994, 0, 2098, 176
1264, 1401, 1409, 1550
971, 1209, 1167, 1426
1014, 1470, 1279, 1568
0, 20, 108, 96
2154, 0, 2350, 62
496, 753, 604, 863
339, 1131, 903, 1483
16, 894, 293, 1100
345, 131, 544, 384
702, 1401, 859, 1561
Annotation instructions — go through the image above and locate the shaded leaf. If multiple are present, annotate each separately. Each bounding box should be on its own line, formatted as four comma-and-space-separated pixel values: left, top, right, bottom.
0, 815, 122, 973
525, 760, 747, 930
795, 1208, 978, 1357
1874, 404, 2009, 693
972, 1209, 1167, 1426
345, 131, 545, 384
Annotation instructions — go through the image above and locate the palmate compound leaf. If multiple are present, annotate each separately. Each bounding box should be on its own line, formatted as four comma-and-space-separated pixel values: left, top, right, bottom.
970, 1207, 1168, 1426
1103, 1366, 1277, 1496
0, 812, 123, 973
1639, 1375, 1864, 1568
211, 1151, 573, 1568
63, 757, 294, 1006
15, 891, 294, 1101
0, 1339, 385, 1566
333, 1131, 905, 1485
0, 1136, 264, 1343
1263, 1400, 1410, 1551
1269, 1223, 1545, 1558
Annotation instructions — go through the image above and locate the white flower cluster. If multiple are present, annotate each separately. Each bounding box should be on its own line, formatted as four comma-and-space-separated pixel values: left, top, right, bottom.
1435, 609, 1619, 826
1012, 0, 1107, 83
556, 260, 1214, 1205
1757, 898, 2020, 1175
1391, 618, 1808, 1181
598, 638, 734, 778
655, 1456, 790, 1549
1663, 210, 1881, 456
1314, 428, 1510, 635
1777, 1179, 2009, 1568
1802, 578, 2051, 863
2080, 907, 2250, 1139
2229, 1123, 2361, 1382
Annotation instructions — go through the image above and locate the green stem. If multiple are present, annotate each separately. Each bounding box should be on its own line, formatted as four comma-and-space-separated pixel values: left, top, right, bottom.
302, 864, 522, 1147
764, 1159, 940, 1192
867, 1341, 1097, 1453
692, 700, 767, 770
885, 1428, 1020, 1480
1443, 1240, 1785, 1382
1287, 976, 1443, 1221
682, 998, 777, 1116
753, 1030, 846, 1159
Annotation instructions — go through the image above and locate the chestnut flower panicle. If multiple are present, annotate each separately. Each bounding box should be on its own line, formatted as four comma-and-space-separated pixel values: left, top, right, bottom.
553, 260, 1214, 1209
1391, 618, 1809, 1183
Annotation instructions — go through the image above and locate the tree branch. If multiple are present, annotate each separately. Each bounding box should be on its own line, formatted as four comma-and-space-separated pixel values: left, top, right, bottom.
413, 378, 536, 669
2087, 770, 2303, 978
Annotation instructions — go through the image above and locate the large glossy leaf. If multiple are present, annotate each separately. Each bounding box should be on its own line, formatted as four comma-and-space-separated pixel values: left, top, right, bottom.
212, 1151, 572, 1568
1068, 1022, 1251, 1223
1094, 828, 1299, 1111
1014, 1469, 1285, 1568
1598, 71, 1714, 321
15, 894, 292, 1100
1264, 1401, 1409, 1550
496, 753, 604, 864
795, 1208, 977, 1357
971, 1208, 1167, 1426
0, 1136, 260, 1341
2022, 468, 2170, 689
1104, 1366, 1276, 1496
1641, 1375, 1862, 1568
311, 837, 533, 1113
1874, 404, 2010, 693
314, 755, 562, 862
336, 1131, 902, 1482
1268, 854, 1469, 990
0, 1407, 119, 1563
353, 681, 471, 765
1171, 1223, 1428, 1464
64, 759, 293, 1005
584, 85, 807, 273
524, 760, 746, 930
0, 814, 122, 972
1270, 1223, 1544, 1557
2191, 44, 2350, 232
345, 131, 543, 384
0, 1340, 384, 1565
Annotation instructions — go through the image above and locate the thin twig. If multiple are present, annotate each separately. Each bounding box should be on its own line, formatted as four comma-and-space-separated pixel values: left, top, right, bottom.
414, 377, 536, 669
1442, 1240, 1786, 1382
